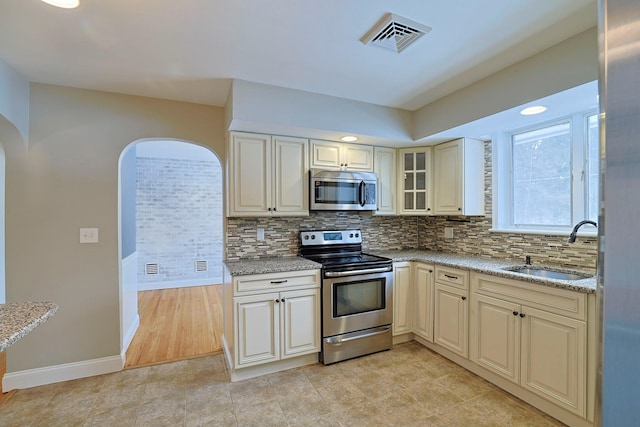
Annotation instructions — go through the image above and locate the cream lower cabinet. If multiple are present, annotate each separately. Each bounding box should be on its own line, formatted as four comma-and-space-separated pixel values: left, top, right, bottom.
434, 266, 469, 358
235, 288, 320, 367
393, 262, 413, 335
413, 263, 435, 341
470, 273, 587, 418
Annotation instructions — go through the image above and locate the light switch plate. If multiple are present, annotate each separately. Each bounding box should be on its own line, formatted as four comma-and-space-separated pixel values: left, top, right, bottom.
444, 227, 454, 239
80, 228, 99, 243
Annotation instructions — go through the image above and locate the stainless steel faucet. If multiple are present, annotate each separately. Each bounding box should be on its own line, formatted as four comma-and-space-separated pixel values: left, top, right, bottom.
567, 220, 597, 243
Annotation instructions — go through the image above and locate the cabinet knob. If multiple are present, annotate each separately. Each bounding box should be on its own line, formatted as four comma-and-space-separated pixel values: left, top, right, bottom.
281, 297, 285, 302
458, 207, 462, 211
519, 313, 526, 318
275, 299, 280, 303
268, 207, 272, 211
427, 208, 431, 211
429, 269, 433, 273
461, 296, 467, 301
513, 311, 519, 316
273, 207, 277, 212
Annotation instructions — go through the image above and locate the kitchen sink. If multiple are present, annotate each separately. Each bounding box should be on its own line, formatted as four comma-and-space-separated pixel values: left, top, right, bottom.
504, 266, 593, 281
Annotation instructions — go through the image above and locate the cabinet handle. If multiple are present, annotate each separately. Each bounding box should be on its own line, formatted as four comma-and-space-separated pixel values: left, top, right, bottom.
519, 313, 526, 318
270, 280, 288, 284
461, 296, 467, 301
444, 274, 458, 280
513, 311, 519, 316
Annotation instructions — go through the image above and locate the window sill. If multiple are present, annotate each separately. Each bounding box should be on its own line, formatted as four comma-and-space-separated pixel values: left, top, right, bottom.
489, 228, 598, 238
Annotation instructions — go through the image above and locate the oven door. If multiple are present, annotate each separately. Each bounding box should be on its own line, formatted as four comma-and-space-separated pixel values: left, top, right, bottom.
322, 269, 393, 338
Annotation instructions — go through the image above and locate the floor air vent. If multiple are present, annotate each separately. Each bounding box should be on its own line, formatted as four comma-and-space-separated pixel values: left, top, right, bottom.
195, 260, 208, 272
145, 263, 158, 275
361, 13, 432, 53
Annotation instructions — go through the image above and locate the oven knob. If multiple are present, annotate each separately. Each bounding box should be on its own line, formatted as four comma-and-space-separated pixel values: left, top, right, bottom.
355, 233, 359, 238
304, 235, 309, 240
311, 235, 316, 239
349, 233, 354, 238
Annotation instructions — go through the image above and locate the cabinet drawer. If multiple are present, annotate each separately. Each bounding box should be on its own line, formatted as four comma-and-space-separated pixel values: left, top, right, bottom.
472, 273, 586, 321
234, 269, 320, 294
435, 266, 469, 290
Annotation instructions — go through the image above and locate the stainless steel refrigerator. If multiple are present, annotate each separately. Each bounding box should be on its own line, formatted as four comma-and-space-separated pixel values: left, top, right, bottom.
597, 0, 640, 425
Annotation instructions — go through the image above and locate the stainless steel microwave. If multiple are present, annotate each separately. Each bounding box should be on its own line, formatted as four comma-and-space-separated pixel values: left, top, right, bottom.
310, 169, 377, 211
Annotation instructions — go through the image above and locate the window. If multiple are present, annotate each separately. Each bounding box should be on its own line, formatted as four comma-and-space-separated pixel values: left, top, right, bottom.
493, 112, 599, 234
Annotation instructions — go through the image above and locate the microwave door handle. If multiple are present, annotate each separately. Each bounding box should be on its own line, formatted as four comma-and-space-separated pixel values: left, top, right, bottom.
359, 181, 366, 207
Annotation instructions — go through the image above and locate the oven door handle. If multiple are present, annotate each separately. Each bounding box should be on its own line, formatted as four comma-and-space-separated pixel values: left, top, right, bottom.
325, 326, 391, 344
324, 266, 392, 277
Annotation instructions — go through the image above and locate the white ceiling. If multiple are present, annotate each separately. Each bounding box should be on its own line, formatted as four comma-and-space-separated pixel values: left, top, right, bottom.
0, 0, 596, 111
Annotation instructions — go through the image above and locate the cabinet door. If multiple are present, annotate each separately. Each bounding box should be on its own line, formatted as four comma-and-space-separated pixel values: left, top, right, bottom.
433, 139, 462, 215
470, 294, 520, 383
520, 306, 586, 417
273, 136, 309, 215
397, 148, 432, 215
343, 143, 374, 171
414, 264, 434, 342
229, 133, 271, 216
374, 147, 396, 215
434, 282, 468, 357
235, 293, 279, 366
310, 140, 342, 170
393, 262, 413, 335
281, 289, 320, 358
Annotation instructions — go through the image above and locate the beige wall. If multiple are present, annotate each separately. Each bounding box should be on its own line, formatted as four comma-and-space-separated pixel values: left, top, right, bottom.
4, 83, 225, 372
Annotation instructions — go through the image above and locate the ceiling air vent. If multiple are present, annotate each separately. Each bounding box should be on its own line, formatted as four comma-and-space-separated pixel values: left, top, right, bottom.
360, 13, 432, 53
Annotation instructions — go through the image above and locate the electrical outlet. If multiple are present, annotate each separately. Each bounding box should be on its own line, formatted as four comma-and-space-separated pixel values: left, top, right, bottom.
257, 228, 265, 241
444, 227, 454, 239
80, 228, 99, 243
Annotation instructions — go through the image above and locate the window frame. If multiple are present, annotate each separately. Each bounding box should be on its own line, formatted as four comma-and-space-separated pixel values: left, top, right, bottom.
492, 110, 598, 235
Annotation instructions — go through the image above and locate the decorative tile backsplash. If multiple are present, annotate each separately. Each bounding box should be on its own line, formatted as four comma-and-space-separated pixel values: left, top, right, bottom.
226, 140, 598, 272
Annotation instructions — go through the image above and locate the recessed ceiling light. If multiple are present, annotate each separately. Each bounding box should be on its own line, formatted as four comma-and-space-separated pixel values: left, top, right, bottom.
340, 136, 358, 142
520, 105, 548, 116
40, 0, 79, 9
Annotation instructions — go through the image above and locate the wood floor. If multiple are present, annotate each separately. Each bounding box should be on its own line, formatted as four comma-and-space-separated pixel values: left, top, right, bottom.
124, 285, 224, 369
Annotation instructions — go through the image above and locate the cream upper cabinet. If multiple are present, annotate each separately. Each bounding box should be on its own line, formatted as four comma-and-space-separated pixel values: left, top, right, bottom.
397, 147, 433, 215
414, 263, 435, 342
310, 139, 373, 171
469, 272, 587, 417
228, 132, 308, 217
433, 138, 485, 216
374, 146, 396, 215
393, 262, 413, 336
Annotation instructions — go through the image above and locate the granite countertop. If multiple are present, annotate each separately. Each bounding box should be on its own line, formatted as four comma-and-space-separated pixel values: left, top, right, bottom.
0, 301, 58, 351
372, 250, 596, 294
224, 256, 322, 276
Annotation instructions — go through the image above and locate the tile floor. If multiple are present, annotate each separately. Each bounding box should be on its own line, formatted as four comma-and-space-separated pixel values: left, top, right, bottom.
0, 342, 565, 426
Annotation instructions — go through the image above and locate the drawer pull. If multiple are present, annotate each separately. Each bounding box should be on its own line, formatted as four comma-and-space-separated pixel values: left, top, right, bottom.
519, 313, 526, 318
444, 274, 458, 280
513, 311, 519, 316
270, 280, 288, 284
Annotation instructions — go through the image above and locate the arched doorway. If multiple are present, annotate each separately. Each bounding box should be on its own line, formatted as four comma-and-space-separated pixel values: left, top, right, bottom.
118, 139, 223, 367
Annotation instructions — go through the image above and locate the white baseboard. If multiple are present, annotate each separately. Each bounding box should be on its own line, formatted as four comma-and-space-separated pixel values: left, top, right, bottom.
137, 277, 223, 291
121, 314, 139, 360
2, 355, 123, 391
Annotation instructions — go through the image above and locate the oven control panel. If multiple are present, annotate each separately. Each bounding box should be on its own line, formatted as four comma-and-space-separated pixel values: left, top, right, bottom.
300, 229, 362, 246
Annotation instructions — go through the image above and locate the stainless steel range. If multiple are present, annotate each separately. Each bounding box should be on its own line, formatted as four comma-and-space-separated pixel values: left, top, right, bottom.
299, 229, 393, 365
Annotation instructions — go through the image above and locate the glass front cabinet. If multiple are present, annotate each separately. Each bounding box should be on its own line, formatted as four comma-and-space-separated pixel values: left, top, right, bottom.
397, 147, 432, 215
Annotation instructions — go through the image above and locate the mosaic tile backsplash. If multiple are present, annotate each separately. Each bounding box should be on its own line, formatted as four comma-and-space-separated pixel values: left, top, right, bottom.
226, 141, 597, 272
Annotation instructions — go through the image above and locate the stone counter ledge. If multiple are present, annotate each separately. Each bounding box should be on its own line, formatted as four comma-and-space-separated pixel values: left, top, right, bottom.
0, 302, 58, 351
